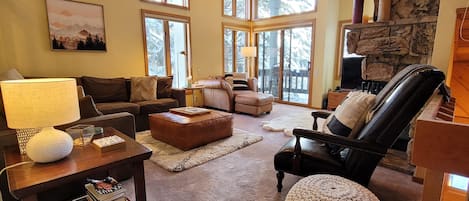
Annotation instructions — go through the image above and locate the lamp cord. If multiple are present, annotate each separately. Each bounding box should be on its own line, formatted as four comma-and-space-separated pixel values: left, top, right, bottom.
0, 161, 33, 201
459, 0, 469, 41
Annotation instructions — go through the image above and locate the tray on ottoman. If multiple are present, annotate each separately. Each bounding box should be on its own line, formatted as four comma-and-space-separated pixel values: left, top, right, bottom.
149, 109, 233, 151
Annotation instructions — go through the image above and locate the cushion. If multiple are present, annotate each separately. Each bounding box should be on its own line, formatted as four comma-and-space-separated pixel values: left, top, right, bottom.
157, 77, 173, 98
224, 73, 249, 90
136, 98, 179, 114
0, 68, 24, 81
130, 76, 157, 102
95, 102, 140, 115
323, 91, 376, 156
79, 95, 103, 118
81, 76, 128, 103
0, 68, 24, 130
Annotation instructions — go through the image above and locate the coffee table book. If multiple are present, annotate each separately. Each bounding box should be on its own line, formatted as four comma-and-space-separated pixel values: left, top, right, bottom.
169, 107, 210, 116
85, 183, 125, 201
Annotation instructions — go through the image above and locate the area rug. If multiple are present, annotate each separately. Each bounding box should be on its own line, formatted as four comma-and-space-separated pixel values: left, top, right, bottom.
135, 128, 263, 172
261, 114, 414, 174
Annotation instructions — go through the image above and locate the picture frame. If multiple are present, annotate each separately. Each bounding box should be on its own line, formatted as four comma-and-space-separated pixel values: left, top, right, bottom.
45, 0, 107, 51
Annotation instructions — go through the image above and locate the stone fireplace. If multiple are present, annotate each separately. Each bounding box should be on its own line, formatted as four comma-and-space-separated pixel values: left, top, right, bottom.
345, 0, 440, 82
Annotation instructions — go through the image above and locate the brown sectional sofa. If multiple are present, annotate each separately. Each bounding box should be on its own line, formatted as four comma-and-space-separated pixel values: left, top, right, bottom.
77, 76, 186, 131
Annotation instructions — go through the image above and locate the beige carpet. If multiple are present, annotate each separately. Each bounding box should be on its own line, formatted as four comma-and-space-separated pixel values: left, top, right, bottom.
136, 128, 263, 172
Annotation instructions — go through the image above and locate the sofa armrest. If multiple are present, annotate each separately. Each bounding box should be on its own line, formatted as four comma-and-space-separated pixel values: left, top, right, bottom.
171, 88, 186, 107
248, 77, 258, 92
57, 112, 136, 139
0, 129, 18, 148
220, 80, 234, 101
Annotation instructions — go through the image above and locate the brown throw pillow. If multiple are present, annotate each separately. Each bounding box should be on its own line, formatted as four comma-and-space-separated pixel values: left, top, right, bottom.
157, 76, 173, 98
130, 76, 157, 102
79, 95, 103, 118
81, 76, 128, 103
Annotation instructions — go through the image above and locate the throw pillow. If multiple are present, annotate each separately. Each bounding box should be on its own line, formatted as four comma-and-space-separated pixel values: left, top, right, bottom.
225, 72, 249, 90
79, 95, 103, 118
224, 74, 234, 87
157, 76, 173, 98
0, 68, 24, 130
0, 68, 24, 81
323, 91, 376, 156
130, 76, 157, 102
81, 76, 128, 103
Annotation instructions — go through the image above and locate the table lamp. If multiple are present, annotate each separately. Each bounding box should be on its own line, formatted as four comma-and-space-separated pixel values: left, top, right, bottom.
0, 78, 80, 163
241, 46, 257, 76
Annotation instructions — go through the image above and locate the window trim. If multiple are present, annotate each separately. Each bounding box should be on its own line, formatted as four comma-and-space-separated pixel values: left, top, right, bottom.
141, 0, 190, 10
253, 0, 317, 20
222, 0, 251, 20
334, 20, 352, 80
222, 23, 250, 74
141, 9, 192, 77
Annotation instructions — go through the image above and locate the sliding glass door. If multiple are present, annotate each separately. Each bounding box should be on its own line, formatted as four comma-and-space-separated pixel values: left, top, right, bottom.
257, 25, 313, 105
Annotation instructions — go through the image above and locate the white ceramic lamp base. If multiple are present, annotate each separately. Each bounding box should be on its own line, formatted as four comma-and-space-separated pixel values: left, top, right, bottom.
26, 127, 73, 163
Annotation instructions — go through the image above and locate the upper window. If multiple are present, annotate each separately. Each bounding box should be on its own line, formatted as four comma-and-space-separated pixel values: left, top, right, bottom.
142, 0, 189, 9
223, 26, 249, 73
255, 0, 316, 19
224, 0, 249, 19
142, 10, 191, 88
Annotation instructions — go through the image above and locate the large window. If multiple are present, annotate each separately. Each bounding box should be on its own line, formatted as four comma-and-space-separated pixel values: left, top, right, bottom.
224, 26, 249, 73
143, 0, 189, 9
255, 0, 316, 19
223, 0, 249, 19
142, 10, 191, 88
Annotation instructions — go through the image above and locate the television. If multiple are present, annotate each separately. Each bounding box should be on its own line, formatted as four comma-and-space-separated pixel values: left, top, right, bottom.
340, 57, 364, 90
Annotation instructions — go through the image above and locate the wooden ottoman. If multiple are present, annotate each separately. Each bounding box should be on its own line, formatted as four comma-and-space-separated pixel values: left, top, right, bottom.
148, 109, 233, 151
235, 92, 274, 116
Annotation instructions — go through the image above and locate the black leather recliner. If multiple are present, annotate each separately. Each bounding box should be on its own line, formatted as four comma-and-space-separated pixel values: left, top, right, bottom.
274, 64, 446, 192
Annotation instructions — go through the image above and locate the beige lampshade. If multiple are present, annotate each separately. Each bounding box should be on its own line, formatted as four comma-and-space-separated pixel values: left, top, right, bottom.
241, 46, 257, 58
1, 78, 80, 129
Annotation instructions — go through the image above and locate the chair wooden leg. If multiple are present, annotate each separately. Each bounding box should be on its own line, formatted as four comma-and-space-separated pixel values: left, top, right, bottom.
276, 171, 285, 192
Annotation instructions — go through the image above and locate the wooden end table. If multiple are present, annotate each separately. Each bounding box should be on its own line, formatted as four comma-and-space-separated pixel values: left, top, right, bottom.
3, 127, 152, 201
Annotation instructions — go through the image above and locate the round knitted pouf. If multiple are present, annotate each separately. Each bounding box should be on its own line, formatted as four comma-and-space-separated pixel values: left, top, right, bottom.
285, 174, 380, 201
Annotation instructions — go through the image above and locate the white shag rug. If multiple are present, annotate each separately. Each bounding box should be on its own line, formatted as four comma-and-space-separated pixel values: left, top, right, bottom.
136, 128, 263, 172
261, 110, 325, 136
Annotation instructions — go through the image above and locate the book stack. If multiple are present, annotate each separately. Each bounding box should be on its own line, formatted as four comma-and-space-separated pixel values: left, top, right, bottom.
85, 177, 127, 201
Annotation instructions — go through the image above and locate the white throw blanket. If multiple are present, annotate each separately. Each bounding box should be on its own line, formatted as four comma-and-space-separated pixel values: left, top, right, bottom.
261, 110, 325, 136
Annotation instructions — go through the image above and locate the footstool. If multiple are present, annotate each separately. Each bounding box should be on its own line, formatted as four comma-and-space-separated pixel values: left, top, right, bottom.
234, 92, 274, 116
285, 174, 379, 201
148, 109, 233, 151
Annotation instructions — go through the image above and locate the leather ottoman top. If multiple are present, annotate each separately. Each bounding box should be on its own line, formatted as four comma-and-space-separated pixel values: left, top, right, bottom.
149, 109, 232, 125
235, 92, 274, 106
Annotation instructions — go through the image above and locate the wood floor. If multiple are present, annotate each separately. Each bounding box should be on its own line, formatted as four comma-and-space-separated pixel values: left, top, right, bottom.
122, 103, 423, 201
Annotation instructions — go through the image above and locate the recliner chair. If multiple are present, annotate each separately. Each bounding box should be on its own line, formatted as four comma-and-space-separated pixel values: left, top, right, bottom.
274, 64, 445, 192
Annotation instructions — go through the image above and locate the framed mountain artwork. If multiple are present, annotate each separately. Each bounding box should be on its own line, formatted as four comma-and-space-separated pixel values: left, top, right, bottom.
46, 0, 107, 51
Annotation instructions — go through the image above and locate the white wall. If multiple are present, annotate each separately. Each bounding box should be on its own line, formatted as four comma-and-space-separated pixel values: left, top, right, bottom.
432, 1, 468, 74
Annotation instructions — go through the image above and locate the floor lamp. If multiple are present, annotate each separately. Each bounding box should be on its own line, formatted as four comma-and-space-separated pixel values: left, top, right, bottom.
241, 46, 257, 76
